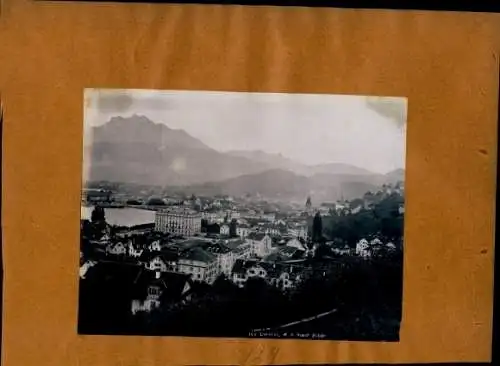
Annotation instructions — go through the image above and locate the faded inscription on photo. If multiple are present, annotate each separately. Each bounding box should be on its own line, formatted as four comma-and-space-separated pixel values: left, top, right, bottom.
79, 89, 407, 341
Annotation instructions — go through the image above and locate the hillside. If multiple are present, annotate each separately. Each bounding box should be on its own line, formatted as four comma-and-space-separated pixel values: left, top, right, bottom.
173, 169, 385, 203
83, 115, 404, 192
226, 151, 377, 177
84, 116, 272, 185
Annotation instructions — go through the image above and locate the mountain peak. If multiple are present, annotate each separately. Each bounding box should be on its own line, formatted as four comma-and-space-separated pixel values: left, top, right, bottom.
106, 114, 166, 128
90, 115, 209, 150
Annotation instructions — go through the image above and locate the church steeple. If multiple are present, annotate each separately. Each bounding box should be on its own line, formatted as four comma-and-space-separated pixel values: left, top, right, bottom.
305, 196, 312, 212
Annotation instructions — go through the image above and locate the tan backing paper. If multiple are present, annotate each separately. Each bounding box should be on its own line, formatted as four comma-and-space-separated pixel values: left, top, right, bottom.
0, 1, 498, 364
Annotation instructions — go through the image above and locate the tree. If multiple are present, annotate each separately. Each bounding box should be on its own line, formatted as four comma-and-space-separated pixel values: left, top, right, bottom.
126, 199, 142, 205
147, 198, 165, 206
81, 219, 95, 240
312, 212, 323, 243
207, 223, 220, 235
315, 243, 333, 259
109, 225, 118, 240
91, 206, 105, 224
90, 206, 107, 235
229, 219, 238, 238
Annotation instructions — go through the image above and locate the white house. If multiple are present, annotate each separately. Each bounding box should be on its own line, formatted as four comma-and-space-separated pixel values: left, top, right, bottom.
131, 271, 192, 315
201, 211, 218, 223
228, 210, 240, 220
231, 260, 267, 287
261, 213, 276, 222
236, 225, 250, 239
231, 259, 303, 291
263, 225, 281, 236
106, 241, 127, 256
288, 225, 308, 241
246, 233, 273, 258
128, 241, 144, 258
131, 275, 163, 314
224, 238, 252, 260
145, 255, 169, 272
370, 238, 385, 257
177, 247, 218, 284
356, 239, 371, 258
331, 245, 351, 256
220, 224, 230, 235
203, 241, 236, 276
148, 240, 162, 252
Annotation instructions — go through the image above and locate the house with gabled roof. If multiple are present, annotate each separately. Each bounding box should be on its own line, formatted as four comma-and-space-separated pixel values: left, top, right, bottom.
177, 247, 218, 284
231, 259, 305, 291
223, 238, 252, 260
236, 224, 251, 239
220, 224, 230, 235
106, 241, 127, 256
261, 224, 281, 237
148, 240, 162, 252
131, 270, 193, 314
128, 240, 144, 258
246, 233, 273, 258
356, 238, 370, 257
273, 246, 306, 261
144, 251, 179, 272
201, 241, 236, 276
288, 224, 309, 241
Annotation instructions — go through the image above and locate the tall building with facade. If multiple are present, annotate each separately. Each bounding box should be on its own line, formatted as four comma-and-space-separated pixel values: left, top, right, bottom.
155, 208, 202, 236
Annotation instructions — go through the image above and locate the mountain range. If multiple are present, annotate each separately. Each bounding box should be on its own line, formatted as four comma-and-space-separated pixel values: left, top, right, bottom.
84, 115, 404, 201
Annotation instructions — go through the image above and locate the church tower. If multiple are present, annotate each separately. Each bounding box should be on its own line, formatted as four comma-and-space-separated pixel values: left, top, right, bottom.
305, 196, 312, 215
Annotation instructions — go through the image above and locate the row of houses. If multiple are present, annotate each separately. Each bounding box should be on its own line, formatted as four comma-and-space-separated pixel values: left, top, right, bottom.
231, 259, 306, 291
81, 236, 400, 317
87, 233, 275, 284
355, 238, 398, 258
219, 221, 308, 241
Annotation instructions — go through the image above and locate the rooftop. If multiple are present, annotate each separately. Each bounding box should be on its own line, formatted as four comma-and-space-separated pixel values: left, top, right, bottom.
132, 269, 192, 300
222, 238, 246, 249
202, 241, 232, 254
180, 246, 216, 263
157, 208, 200, 216
232, 259, 305, 278
247, 233, 268, 241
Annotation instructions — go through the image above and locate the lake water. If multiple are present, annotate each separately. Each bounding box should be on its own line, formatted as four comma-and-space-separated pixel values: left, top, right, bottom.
81, 206, 156, 227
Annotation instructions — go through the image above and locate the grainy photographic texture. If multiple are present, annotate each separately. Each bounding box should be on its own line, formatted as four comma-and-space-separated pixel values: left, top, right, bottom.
79, 88, 407, 341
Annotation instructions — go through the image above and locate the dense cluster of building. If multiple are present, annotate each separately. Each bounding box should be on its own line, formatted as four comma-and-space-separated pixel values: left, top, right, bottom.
80, 184, 404, 318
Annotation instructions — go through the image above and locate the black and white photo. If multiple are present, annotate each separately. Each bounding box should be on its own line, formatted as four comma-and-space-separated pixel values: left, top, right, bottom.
79, 89, 407, 341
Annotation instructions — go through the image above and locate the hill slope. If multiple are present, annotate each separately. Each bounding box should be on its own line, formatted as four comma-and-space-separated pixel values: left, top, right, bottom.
84, 116, 271, 185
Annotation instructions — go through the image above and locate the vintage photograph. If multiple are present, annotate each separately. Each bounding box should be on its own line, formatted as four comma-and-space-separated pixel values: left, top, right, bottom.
79, 89, 407, 341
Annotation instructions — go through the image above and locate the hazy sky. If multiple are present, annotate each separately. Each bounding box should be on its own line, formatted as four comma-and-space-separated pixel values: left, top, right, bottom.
84, 89, 407, 174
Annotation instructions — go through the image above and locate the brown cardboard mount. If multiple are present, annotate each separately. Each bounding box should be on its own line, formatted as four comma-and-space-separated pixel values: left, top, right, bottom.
0, 1, 498, 365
